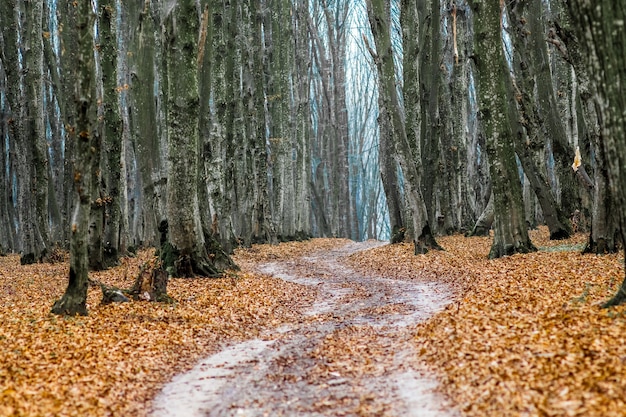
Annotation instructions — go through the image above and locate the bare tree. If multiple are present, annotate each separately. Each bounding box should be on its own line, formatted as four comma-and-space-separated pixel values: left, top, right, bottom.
564, 0, 626, 306
366, 0, 442, 254
468, 0, 535, 258
51, 1, 98, 316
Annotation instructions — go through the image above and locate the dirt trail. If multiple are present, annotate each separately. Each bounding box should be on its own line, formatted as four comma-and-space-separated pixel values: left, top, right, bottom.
151, 241, 457, 417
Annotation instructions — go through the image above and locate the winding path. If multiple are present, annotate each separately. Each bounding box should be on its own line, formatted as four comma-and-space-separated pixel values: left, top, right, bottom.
151, 241, 457, 417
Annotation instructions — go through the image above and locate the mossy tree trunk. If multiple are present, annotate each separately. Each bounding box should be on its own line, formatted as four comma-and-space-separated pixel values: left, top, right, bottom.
292, 0, 313, 240
99, 0, 125, 268
366, 0, 442, 254
0, 1, 19, 253
25, 0, 50, 263
2, 0, 49, 263
266, 0, 303, 242
507, 0, 572, 240
163, 0, 233, 278
51, 1, 97, 316
88, 0, 124, 271
469, 0, 536, 259
564, 0, 626, 307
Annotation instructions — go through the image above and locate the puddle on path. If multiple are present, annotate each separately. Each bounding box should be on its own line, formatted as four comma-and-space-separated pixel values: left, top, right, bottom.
151, 241, 458, 417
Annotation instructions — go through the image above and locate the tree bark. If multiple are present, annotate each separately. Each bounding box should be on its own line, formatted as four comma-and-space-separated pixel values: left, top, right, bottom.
551, 6, 620, 253
468, 191, 494, 237
469, 0, 536, 259
367, 0, 442, 254
163, 0, 232, 278
564, 1, 626, 306
99, 0, 125, 268
51, 1, 97, 316
2, 0, 49, 263
126, 0, 167, 248
507, 0, 573, 240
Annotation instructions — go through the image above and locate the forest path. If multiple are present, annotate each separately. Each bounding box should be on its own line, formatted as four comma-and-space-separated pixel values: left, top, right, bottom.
151, 241, 457, 417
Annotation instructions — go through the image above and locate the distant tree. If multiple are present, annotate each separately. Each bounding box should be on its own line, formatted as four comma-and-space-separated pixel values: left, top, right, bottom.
308, 0, 354, 239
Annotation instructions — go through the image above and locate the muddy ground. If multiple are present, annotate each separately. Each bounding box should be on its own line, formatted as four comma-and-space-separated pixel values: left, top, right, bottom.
151, 241, 457, 417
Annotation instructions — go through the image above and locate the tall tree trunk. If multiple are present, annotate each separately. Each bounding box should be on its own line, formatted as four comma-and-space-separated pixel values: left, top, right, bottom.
418, 0, 444, 234
163, 0, 232, 278
551, 6, 620, 253
99, 0, 124, 267
126, 0, 167, 248
0, 1, 19, 253
245, 0, 274, 244
442, 2, 474, 233
507, 0, 572, 240
25, 0, 50, 262
42, 0, 80, 249
469, 0, 536, 259
292, 0, 313, 239
564, 1, 626, 306
52, 1, 97, 316
2, 0, 49, 263
367, 0, 441, 254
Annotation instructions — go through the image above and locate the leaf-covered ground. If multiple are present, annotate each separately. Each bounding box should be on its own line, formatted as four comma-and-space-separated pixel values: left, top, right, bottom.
348, 227, 626, 416
0, 240, 342, 417
2, 230, 624, 416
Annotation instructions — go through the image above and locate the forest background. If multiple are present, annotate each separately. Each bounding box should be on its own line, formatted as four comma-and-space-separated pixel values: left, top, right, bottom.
1, 0, 626, 314
3, 0, 626, 415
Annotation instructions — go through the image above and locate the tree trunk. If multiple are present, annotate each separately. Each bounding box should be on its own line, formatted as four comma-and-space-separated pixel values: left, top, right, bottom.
126, 0, 167, 248
469, 0, 536, 259
163, 0, 233, 278
2, 0, 49, 263
292, 0, 313, 239
468, 191, 494, 237
564, 1, 626, 306
25, 0, 50, 262
551, 7, 620, 253
367, 0, 442, 254
0, 1, 19, 253
51, 2, 97, 316
99, 0, 125, 268
507, 0, 573, 240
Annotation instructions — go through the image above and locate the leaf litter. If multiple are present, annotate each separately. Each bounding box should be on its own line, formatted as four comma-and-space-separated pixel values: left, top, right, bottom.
0, 248, 316, 417
1, 229, 624, 416
152, 239, 455, 417
347, 227, 626, 417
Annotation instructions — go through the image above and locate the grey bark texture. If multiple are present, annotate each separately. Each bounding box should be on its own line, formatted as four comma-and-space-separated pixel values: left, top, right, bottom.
564, 1, 626, 306
51, 2, 97, 316
367, 0, 442, 254
469, 0, 536, 259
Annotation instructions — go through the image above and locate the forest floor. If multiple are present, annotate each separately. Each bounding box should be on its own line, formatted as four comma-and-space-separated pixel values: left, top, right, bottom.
151, 240, 456, 417
0, 227, 625, 416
